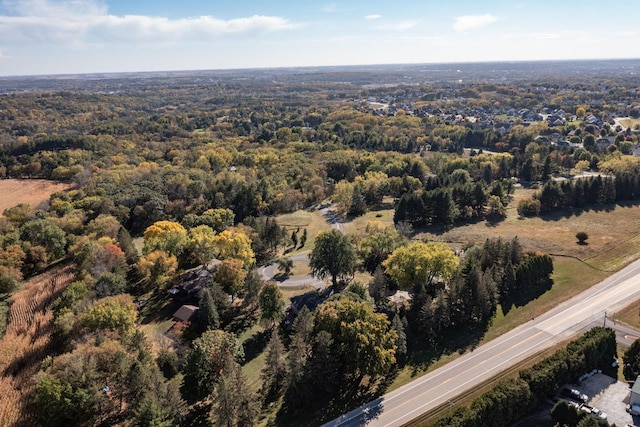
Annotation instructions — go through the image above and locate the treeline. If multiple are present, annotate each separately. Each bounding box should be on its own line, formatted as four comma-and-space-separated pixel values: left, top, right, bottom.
431, 327, 616, 427
409, 237, 553, 339
519, 171, 640, 216
394, 172, 514, 226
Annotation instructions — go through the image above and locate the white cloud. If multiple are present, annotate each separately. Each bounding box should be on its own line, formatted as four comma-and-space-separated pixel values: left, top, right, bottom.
0, 0, 300, 45
375, 20, 420, 31
364, 14, 382, 20
453, 14, 497, 33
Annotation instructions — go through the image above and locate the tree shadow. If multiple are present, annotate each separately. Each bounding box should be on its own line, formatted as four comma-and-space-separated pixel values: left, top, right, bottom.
225, 308, 258, 336
485, 215, 507, 228
501, 279, 554, 314
539, 203, 618, 222
139, 291, 181, 325
242, 329, 269, 364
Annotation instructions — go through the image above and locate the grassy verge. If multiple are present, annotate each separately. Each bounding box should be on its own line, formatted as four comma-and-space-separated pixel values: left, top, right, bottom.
613, 300, 640, 330
485, 256, 609, 341
585, 233, 640, 271
343, 204, 395, 235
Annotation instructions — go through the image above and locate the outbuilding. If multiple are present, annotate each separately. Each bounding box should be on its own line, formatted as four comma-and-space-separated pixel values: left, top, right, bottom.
173, 304, 199, 322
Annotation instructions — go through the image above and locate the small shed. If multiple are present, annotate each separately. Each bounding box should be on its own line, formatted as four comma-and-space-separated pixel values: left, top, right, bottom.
630, 375, 640, 406
173, 305, 199, 322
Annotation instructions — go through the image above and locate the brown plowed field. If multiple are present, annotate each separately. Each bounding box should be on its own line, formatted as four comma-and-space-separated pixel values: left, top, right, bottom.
0, 179, 73, 213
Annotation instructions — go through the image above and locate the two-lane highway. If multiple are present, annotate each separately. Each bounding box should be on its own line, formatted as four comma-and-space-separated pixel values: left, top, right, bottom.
323, 257, 640, 427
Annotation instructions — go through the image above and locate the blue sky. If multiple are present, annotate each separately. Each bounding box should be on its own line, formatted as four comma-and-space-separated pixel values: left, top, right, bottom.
0, 0, 638, 76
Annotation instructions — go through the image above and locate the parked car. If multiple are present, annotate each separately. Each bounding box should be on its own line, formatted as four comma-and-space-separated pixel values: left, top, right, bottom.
590, 407, 607, 420
560, 387, 588, 403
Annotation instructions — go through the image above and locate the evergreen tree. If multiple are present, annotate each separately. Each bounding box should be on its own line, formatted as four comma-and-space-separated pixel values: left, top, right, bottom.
285, 307, 314, 405
392, 314, 407, 359
261, 329, 288, 398
212, 363, 258, 427
198, 288, 220, 330
242, 268, 263, 309
368, 266, 388, 303
299, 228, 308, 249
307, 331, 339, 393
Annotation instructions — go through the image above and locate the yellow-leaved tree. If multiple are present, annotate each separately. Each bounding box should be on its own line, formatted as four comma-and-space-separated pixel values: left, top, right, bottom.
383, 241, 459, 290
187, 224, 218, 267
143, 220, 187, 257
211, 229, 255, 267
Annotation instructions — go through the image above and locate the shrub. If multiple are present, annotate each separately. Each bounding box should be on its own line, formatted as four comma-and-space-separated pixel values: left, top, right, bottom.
576, 232, 589, 245
517, 197, 541, 217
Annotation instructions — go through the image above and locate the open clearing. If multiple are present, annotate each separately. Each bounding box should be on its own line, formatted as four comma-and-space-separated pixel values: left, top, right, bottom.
339, 190, 640, 271
414, 196, 640, 271
0, 179, 73, 213
618, 117, 640, 130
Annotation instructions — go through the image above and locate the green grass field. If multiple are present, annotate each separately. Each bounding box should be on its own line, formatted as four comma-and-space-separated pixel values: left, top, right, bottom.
275, 209, 332, 253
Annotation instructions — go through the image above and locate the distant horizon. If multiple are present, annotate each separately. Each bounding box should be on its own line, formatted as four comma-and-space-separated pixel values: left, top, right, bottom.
1, 0, 639, 77
2, 57, 640, 80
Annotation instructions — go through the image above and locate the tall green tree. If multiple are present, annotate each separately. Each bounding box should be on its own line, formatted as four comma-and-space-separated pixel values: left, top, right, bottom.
211, 362, 258, 427
181, 330, 243, 402
309, 229, 356, 287
623, 339, 640, 380
198, 288, 220, 331
258, 281, 285, 329
287, 306, 313, 396
261, 329, 288, 398
20, 218, 67, 260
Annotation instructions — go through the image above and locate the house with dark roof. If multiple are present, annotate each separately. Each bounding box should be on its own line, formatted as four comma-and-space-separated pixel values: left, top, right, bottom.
173, 305, 199, 322
168, 265, 215, 301
596, 137, 615, 150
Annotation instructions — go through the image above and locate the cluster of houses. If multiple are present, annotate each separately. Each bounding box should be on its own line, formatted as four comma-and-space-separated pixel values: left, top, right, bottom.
354, 93, 640, 156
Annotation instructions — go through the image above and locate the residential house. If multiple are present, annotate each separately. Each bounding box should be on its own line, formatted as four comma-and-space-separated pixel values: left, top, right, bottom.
173, 305, 199, 322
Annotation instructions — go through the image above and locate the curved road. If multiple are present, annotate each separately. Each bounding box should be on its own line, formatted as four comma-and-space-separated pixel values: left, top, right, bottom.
259, 204, 343, 289
323, 257, 640, 427
258, 253, 325, 289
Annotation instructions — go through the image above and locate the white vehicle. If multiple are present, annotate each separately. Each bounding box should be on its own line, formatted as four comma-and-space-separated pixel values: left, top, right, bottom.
590, 407, 607, 420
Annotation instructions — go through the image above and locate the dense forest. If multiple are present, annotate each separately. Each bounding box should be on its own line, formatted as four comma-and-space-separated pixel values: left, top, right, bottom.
0, 61, 639, 426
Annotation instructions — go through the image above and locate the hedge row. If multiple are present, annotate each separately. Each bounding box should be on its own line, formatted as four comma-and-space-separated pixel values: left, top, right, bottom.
430, 327, 616, 427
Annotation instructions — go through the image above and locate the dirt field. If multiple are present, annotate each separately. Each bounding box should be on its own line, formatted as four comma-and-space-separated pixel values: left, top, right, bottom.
0, 179, 73, 213
0, 265, 75, 427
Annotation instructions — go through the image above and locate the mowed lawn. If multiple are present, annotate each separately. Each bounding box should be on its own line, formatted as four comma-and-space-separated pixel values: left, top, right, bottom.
274, 209, 331, 253
0, 179, 73, 213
